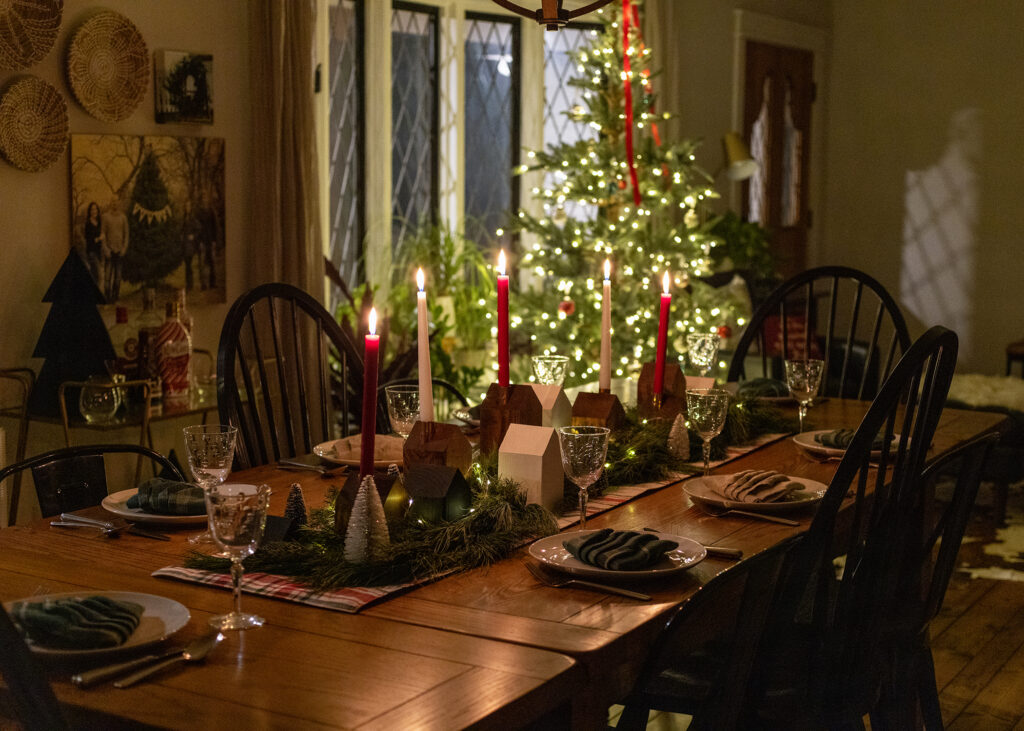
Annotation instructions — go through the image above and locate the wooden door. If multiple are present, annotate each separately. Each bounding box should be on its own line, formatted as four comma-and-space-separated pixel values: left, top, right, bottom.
742, 40, 815, 278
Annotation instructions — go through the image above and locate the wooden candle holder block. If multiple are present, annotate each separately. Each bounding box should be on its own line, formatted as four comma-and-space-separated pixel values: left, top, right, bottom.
498, 424, 563, 512
637, 362, 687, 421
479, 383, 543, 454
528, 384, 571, 428
403, 420, 473, 476
404, 463, 472, 523
334, 468, 398, 535
571, 391, 626, 430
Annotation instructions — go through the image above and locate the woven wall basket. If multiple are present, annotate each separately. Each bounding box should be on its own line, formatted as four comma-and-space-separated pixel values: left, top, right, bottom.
0, 76, 68, 171
66, 10, 148, 122
0, 0, 63, 70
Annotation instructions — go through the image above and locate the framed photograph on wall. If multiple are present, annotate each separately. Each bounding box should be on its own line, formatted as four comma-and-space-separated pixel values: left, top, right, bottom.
70, 134, 226, 307
155, 50, 213, 124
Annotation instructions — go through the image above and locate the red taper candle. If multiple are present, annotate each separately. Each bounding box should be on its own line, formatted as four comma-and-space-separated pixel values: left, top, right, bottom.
497, 249, 510, 387
360, 307, 380, 478
653, 271, 671, 397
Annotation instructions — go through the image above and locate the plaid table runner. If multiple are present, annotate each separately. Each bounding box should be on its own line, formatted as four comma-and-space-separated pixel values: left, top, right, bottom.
155, 432, 788, 613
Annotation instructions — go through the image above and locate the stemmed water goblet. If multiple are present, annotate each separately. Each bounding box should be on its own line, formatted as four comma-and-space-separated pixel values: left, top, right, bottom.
532, 354, 570, 386
686, 333, 721, 379
685, 388, 730, 477
556, 426, 610, 530
785, 358, 825, 433
384, 385, 420, 439
183, 424, 238, 546
204, 482, 271, 630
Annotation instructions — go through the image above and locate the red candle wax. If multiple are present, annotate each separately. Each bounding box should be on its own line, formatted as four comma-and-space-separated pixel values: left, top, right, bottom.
653, 271, 671, 396
360, 307, 380, 478
497, 249, 510, 387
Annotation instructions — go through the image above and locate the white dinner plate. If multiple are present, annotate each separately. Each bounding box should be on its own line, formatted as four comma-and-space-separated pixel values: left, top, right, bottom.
792, 430, 904, 459
528, 530, 706, 580
5, 591, 190, 658
101, 488, 208, 525
313, 434, 405, 468
684, 474, 827, 513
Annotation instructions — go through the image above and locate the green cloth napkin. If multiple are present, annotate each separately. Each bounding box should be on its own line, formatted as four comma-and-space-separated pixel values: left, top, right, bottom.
127, 478, 206, 515
563, 529, 679, 571
11, 596, 144, 649
736, 378, 790, 398
814, 429, 886, 451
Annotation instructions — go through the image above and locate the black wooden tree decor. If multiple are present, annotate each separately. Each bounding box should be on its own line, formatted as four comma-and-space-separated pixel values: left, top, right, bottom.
28, 250, 116, 416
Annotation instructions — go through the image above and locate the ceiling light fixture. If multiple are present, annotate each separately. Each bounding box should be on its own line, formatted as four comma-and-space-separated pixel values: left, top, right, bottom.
490, 0, 616, 31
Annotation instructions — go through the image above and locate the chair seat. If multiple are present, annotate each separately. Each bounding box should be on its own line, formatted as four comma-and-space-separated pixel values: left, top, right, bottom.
1006, 340, 1024, 358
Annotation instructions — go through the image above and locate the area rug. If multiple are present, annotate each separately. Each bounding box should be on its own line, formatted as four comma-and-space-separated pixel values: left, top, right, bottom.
955, 479, 1024, 582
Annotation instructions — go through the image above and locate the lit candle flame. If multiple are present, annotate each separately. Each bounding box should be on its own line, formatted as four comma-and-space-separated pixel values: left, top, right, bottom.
604, 258, 611, 280
416, 267, 425, 291
662, 271, 670, 294
368, 307, 377, 336
497, 249, 507, 276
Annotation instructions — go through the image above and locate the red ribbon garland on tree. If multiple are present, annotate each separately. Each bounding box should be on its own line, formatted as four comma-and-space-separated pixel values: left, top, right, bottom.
621, 0, 642, 207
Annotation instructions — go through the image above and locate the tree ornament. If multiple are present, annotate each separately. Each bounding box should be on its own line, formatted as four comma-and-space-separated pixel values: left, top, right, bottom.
717, 325, 732, 339
617, 179, 627, 190
343, 475, 390, 563
284, 484, 308, 527
558, 299, 576, 316
552, 206, 567, 226
668, 413, 690, 460
684, 208, 699, 228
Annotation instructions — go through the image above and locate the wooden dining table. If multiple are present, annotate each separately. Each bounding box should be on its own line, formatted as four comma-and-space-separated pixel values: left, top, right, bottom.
0, 399, 1007, 729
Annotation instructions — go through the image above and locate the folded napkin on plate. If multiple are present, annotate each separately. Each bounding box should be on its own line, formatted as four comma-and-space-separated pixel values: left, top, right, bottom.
563, 529, 679, 570
736, 378, 790, 399
11, 596, 144, 649
127, 478, 205, 515
813, 429, 886, 451
714, 470, 805, 503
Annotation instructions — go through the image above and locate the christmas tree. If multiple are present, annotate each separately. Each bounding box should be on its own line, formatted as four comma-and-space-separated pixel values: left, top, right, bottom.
28, 251, 116, 416
124, 149, 181, 289
511, 0, 749, 386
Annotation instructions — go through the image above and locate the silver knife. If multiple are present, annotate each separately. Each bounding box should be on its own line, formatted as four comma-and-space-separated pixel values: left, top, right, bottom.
72, 644, 193, 687
127, 525, 172, 541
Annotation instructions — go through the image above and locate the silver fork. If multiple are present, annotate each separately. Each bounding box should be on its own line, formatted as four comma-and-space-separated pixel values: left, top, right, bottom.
700, 504, 800, 527
523, 561, 650, 601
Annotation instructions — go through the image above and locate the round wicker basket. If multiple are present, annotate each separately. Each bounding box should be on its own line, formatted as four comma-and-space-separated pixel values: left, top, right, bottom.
66, 10, 148, 122
0, 0, 63, 70
0, 76, 68, 172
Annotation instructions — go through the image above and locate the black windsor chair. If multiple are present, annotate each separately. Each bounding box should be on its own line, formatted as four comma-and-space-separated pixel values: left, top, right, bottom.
217, 283, 365, 470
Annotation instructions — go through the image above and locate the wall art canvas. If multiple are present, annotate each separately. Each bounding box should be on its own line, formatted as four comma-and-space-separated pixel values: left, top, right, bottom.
70, 134, 226, 307
155, 50, 213, 124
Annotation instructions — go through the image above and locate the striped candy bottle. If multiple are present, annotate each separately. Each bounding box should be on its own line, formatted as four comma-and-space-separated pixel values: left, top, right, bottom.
156, 300, 192, 402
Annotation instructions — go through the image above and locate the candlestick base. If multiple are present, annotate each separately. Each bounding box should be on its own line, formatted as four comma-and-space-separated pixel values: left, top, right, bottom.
479, 383, 543, 454
571, 391, 626, 430
637, 362, 687, 421
404, 420, 473, 476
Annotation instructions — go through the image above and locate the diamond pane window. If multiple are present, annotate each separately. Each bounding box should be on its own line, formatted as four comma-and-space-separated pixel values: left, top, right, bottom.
392, 3, 439, 251
464, 14, 520, 249
328, 0, 363, 302
543, 23, 600, 222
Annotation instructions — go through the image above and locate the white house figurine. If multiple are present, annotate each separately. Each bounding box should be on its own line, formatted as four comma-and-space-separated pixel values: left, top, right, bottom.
498, 424, 563, 512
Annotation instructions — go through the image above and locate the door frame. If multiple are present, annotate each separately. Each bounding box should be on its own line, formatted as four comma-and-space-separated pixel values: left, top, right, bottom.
730, 10, 829, 268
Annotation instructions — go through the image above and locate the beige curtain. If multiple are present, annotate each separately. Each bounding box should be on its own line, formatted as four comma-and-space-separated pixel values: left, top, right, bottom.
249, 0, 323, 301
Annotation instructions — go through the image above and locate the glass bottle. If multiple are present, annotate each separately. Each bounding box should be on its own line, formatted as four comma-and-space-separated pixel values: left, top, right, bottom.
108, 306, 137, 378
176, 287, 194, 334
157, 301, 193, 403
134, 288, 165, 401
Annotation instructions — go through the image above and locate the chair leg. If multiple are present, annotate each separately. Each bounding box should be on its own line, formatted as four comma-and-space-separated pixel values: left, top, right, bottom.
916, 647, 944, 731
993, 479, 1009, 525
614, 703, 651, 730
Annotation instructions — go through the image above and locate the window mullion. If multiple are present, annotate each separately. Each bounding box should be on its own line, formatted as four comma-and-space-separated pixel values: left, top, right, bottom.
364, 0, 393, 294
437, 3, 464, 233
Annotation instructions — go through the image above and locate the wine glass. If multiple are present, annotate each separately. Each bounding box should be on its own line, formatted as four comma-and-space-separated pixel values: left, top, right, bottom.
204, 483, 271, 630
556, 426, 610, 530
686, 333, 721, 379
532, 355, 570, 386
385, 385, 420, 439
686, 388, 730, 477
785, 359, 825, 433
183, 424, 238, 546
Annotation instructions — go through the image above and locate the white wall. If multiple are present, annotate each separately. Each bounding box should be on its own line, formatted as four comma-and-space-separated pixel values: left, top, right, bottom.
825, 1, 1024, 373
0, 0, 252, 519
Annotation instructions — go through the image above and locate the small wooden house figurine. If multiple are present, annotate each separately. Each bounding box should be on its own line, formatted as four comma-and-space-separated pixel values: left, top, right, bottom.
404, 420, 473, 476
529, 384, 571, 428
404, 463, 472, 523
498, 424, 563, 513
479, 382, 544, 453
